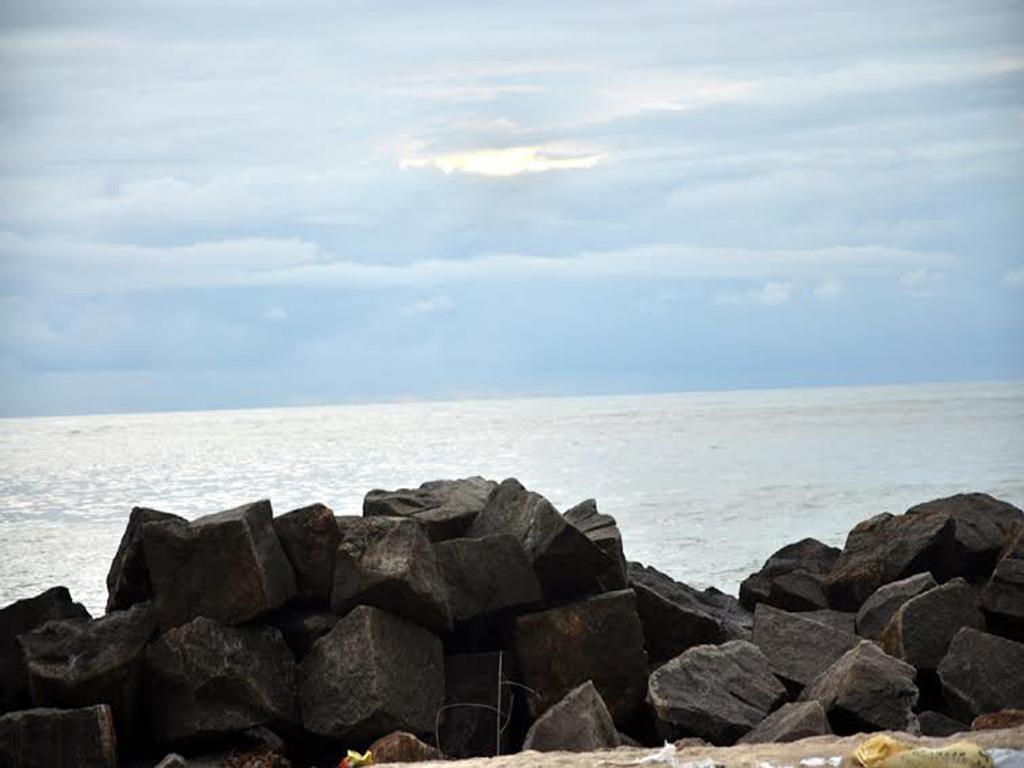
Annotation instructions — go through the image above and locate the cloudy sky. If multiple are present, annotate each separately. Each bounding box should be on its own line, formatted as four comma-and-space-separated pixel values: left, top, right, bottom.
1, 1, 1022, 416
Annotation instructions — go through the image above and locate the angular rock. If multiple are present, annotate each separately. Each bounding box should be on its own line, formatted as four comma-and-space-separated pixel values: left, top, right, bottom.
937, 627, 1024, 723
972, 709, 1024, 730
800, 609, 856, 635
0, 587, 90, 713
647, 640, 787, 746
105, 506, 186, 613
467, 478, 613, 601
827, 494, 1023, 610
368, 731, 442, 763
144, 616, 297, 747
436, 534, 542, 624
752, 604, 860, 694
628, 562, 752, 663
19, 602, 157, 742
917, 710, 967, 737
522, 680, 619, 753
262, 608, 340, 659
737, 701, 831, 745
982, 526, 1024, 640
0, 705, 117, 768
142, 500, 296, 629
514, 589, 648, 726
739, 538, 841, 612
439, 652, 512, 759
331, 517, 451, 634
564, 499, 628, 590
272, 503, 339, 604
364, 477, 497, 541
880, 578, 985, 670
800, 640, 919, 734
855, 572, 938, 640
299, 605, 443, 742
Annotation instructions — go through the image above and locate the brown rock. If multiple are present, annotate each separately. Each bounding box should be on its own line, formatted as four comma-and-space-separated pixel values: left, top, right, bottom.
368, 731, 443, 763
972, 709, 1024, 730
272, 503, 339, 604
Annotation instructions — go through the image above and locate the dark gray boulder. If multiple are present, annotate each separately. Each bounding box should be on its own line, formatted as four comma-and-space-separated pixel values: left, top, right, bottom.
800, 640, 918, 734
739, 538, 840, 612
855, 572, 938, 640
800, 609, 856, 635
628, 562, 752, 663
514, 589, 648, 726
106, 507, 187, 613
364, 477, 497, 541
982, 526, 1024, 640
142, 500, 296, 629
917, 710, 967, 737
937, 627, 1024, 723
19, 602, 157, 743
647, 640, 787, 746
522, 680, 619, 753
0, 587, 90, 713
262, 608, 341, 659
0, 705, 117, 768
564, 499, 628, 590
272, 503, 339, 604
439, 652, 512, 759
737, 701, 831, 745
436, 534, 542, 624
144, 616, 297, 747
331, 517, 451, 634
880, 578, 985, 671
467, 479, 613, 601
752, 604, 860, 694
299, 605, 443, 742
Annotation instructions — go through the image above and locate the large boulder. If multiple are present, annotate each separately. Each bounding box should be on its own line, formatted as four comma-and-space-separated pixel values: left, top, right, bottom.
435, 534, 542, 625
144, 616, 297, 747
628, 562, 751, 663
262, 608, 340, 659
937, 627, 1024, 723
880, 578, 984, 671
364, 477, 497, 541
855, 572, 938, 640
467, 479, 613, 601
800, 609, 856, 635
105, 507, 187, 613
299, 605, 443, 742
739, 538, 840, 612
272, 503, 339, 604
752, 604, 860, 694
142, 500, 296, 629
0, 705, 118, 768
647, 640, 787, 746
982, 526, 1024, 640
331, 517, 451, 635
522, 680, 619, 753
564, 499, 628, 590
19, 602, 157, 743
737, 701, 831, 745
439, 652, 512, 759
0, 587, 90, 713
800, 640, 918, 734
826, 493, 1023, 610
514, 589, 648, 726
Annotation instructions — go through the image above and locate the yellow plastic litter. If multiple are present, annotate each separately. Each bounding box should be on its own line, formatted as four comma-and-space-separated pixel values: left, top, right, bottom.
853, 735, 993, 768
854, 735, 913, 767
339, 749, 374, 768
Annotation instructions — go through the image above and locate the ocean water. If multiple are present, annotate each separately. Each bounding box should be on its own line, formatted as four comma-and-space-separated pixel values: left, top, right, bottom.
1, 380, 1022, 616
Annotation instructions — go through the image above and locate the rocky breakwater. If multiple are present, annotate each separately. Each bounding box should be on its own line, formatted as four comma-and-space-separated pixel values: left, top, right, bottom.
0, 483, 1022, 768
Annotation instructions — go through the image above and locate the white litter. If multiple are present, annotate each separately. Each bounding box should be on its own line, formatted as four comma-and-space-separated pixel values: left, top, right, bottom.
990, 749, 1024, 768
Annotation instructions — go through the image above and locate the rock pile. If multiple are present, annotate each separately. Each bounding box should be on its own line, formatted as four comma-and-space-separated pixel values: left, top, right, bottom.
1, 483, 1022, 767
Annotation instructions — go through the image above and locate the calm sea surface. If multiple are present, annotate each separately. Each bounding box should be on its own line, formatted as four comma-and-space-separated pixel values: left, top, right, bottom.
1, 380, 1022, 615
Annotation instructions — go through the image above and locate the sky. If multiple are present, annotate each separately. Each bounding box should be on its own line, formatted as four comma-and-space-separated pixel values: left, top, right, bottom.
0, 1, 1022, 417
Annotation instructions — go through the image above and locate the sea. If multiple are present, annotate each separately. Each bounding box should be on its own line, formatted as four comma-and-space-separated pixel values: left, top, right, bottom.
1, 380, 1022, 616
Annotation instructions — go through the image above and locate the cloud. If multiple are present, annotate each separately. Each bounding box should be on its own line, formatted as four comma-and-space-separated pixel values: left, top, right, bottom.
716, 281, 795, 306
400, 146, 605, 176
402, 295, 455, 315
1003, 267, 1024, 289
900, 268, 945, 298
813, 279, 844, 301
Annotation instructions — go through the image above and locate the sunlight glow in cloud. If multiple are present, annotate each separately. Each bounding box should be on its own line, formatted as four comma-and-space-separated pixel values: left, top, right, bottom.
400, 146, 605, 176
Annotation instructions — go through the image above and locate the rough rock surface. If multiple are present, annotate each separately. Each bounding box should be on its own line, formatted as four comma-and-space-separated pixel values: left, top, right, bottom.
982, 526, 1024, 640
880, 578, 985, 670
144, 616, 297, 746
105, 506, 187, 613
514, 589, 648, 727
332, 517, 452, 634
647, 640, 787, 745
299, 605, 443, 742
369, 731, 443, 763
917, 710, 967, 737
752, 604, 860, 694
467, 479, 612, 601
737, 701, 831, 745
522, 681, 619, 753
0, 705, 118, 768
564, 499, 628, 590
855, 572, 938, 640
0, 586, 90, 713
439, 652, 511, 759
629, 562, 752, 663
973, 710, 1024, 730
142, 500, 296, 628
262, 608, 340, 659
272, 503, 339, 604
364, 477, 497, 541
937, 627, 1024, 723
739, 538, 840, 612
800, 610, 857, 635
435, 534, 542, 624
800, 640, 919, 734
